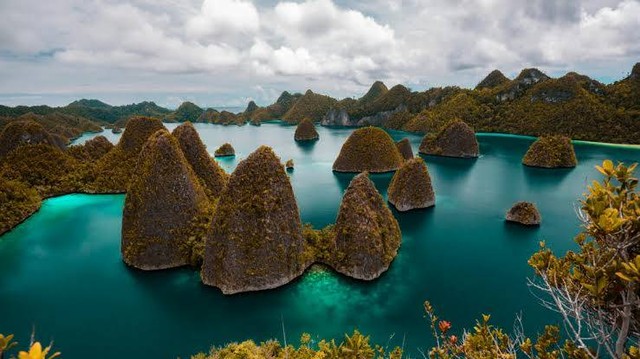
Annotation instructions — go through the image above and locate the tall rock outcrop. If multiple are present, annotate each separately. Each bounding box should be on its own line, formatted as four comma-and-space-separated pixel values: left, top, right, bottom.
331, 172, 401, 280
419, 119, 479, 158
522, 135, 577, 168
201, 146, 305, 294
506, 202, 541, 225
93, 116, 167, 192
122, 129, 210, 270
395, 138, 414, 160
294, 118, 319, 141
333, 127, 404, 172
387, 158, 435, 211
173, 122, 228, 198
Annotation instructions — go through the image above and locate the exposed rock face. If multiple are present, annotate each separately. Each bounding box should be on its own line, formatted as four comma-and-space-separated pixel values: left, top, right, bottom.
497, 68, 550, 102
419, 120, 479, 158
0, 120, 63, 158
387, 158, 435, 211
93, 116, 167, 192
201, 146, 305, 294
631, 62, 640, 80
357, 105, 407, 127
172, 122, 228, 198
333, 127, 404, 172
294, 118, 319, 141
476, 70, 510, 90
122, 129, 209, 270
321, 108, 356, 126
522, 135, 577, 168
395, 138, 414, 160
214, 143, 235, 157
331, 172, 401, 280
506, 202, 541, 225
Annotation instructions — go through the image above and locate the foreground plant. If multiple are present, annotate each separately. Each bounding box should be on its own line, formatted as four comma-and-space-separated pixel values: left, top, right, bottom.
529, 160, 640, 358
0, 333, 60, 359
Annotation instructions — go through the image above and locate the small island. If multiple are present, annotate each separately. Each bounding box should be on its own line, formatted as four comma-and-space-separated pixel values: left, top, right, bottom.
505, 202, 541, 226
419, 119, 479, 158
214, 143, 235, 157
387, 158, 435, 211
285, 159, 294, 171
522, 135, 577, 168
333, 127, 404, 172
294, 118, 319, 141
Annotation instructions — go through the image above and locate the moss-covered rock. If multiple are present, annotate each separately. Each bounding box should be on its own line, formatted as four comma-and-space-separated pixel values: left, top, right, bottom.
285, 159, 294, 171
419, 119, 479, 158
395, 138, 414, 160
476, 70, 510, 90
0, 177, 42, 236
522, 135, 577, 168
333, 127, 404, 172
93, 116, 166, 192
122, 129, 210, 270
69, 135, 114, 162
505, 201, 541, 225
214, 143, 235, 157
387, 158, 435, 211
294, 118, 319, 141
172, 122, 228, 198
331, 172, 401, 280
0, 120, 63, 159
201, 146, 305, 294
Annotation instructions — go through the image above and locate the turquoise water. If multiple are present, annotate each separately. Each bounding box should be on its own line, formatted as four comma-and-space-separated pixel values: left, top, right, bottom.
2, 122, 639, 358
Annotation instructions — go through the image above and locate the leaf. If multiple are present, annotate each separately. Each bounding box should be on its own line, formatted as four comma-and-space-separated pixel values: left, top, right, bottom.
603, 160, 614, 173
616, 272, 634, 282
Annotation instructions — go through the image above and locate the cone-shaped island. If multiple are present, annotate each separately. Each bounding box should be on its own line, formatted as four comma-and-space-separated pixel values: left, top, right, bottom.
333, 127, 403, 172
388, 158, 435, 211
294, 118, 319, 141
419, 119, 479, 158
522, 135, 577, 168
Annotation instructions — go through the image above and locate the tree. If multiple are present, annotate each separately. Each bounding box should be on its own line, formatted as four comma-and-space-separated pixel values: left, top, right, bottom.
529, 160, 640, 358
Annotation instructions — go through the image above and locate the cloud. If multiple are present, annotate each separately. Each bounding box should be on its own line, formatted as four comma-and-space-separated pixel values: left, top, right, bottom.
0, 0, 639, 106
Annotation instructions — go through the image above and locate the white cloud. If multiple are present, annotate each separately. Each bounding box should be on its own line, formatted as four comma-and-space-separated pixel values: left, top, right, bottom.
186, 0, 260, 43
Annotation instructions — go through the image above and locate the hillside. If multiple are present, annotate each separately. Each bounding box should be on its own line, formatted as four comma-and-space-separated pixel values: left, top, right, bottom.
282, 90, 338, 123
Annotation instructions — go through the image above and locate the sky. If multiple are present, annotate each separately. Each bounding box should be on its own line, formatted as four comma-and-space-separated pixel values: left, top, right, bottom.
0, 0, 639, 109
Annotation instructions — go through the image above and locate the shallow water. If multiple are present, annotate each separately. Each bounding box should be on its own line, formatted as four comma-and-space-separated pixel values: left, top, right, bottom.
1, 122, 639, 358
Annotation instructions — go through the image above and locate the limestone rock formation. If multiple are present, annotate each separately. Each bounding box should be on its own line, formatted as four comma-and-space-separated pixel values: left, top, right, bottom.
419, 119, 479, 158
321, 108, 356, 127
0, 120, 63, 159
201, 146, 305, 294
475, 70, 510, 90
172, 122, 228, 198
214, 143, 235, 157
506, 202, 541, 226
93, 116, 167, 192
395, 138, 414, 160
331, 172, 401, 280
285, 159, 294, 171
333, 127, 404, 172
245, 101, 259, 114
122, 129, 210, 270
294, 118, 319, 141
387, 158, 435, 211
522, 135, 577, 168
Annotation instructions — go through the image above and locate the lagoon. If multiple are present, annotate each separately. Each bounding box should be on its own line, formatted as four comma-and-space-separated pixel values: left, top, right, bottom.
1, 122, 639, 358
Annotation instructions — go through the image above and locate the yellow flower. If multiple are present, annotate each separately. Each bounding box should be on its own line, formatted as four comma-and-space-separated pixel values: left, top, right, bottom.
18, 342, 60, 359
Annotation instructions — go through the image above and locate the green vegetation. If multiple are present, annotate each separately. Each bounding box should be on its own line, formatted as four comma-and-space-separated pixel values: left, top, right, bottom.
387, 157, 435, 211
122, 129, 211, 270
92, 116, 166, 192
505, 201, 541, 225
248, 91, 302, 122
282, 90, 338, 123
522, 135, 577, 168
0, 120, 64, 159
333, 127, 404, 172
294, 118, 319, 141
67, 135, 114, 162
0, 333, 60, 359
214, 143, 235, 157
173, 122, 228, 199
202, 146, 305, 294
419, 119, 479, 158
164, 101, 204, 123
331, 172, 401, 280
0, 177, 41, 235
475, 69, 510, 90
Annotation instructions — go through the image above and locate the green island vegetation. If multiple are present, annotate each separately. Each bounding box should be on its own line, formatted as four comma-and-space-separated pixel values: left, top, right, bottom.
395, 138, 414, 160
122, 129, 211, 270
522, 135, 578, 168
214, 143, 235, 157
0, 177, 41, 236
172, 122, 228, 199
164, 101, 204, 123
505, 201, 541, 226
333, 127, 404, 172
419, 119, 479, 158
282, 90, 338, 124
294, 118, 320, 141
387, 157, 435, 211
